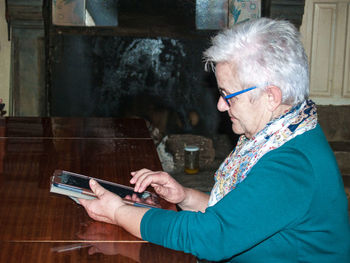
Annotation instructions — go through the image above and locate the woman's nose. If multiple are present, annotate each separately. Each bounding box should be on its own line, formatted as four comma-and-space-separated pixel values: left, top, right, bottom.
217, 96, 229, 112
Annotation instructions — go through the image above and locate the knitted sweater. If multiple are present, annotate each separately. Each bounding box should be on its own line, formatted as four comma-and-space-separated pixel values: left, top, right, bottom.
141, 125, 350, 262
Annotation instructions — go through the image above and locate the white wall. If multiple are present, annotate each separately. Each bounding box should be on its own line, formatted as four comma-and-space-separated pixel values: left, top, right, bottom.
0, 1, 11, 114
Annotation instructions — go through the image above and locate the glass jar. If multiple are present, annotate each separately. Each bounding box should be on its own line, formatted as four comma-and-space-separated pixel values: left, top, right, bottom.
184, 145, 199, 174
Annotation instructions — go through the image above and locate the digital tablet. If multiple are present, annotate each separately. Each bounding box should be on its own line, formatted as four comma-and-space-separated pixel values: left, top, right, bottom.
50, 170, 160, 208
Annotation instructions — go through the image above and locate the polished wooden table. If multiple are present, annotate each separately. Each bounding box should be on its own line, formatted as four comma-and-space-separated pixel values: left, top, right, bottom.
0, 117, 195, 262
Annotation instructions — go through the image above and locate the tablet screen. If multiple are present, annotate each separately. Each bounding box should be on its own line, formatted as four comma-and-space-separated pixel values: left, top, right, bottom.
57, 171, 155, 202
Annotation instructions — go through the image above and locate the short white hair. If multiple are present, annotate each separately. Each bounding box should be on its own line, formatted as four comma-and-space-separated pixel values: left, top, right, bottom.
203, 18, 309, 105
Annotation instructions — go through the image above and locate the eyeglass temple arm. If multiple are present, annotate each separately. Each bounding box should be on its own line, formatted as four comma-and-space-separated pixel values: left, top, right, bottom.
224, 86, 257, 99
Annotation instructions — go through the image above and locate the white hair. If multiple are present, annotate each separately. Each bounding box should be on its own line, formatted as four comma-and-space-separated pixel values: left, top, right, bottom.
203, 18, 309, 105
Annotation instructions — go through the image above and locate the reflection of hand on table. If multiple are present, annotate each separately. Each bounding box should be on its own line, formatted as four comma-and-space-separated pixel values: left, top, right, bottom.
86, 242, 142, 261
77, 221, 117, 241
77, 221, 142, 260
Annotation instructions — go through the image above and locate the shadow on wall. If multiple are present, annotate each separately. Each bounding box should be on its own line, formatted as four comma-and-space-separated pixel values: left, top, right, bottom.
51, 35, 223, 136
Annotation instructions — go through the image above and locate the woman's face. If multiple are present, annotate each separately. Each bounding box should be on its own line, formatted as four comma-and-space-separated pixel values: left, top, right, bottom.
215, 63, 271, 139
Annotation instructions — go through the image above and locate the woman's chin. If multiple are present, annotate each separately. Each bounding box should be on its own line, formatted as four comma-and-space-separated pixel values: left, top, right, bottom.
231, 124, 244, 136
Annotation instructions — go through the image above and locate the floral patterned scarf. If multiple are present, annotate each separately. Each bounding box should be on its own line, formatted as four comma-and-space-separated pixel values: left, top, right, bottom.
208, 100, 318, 206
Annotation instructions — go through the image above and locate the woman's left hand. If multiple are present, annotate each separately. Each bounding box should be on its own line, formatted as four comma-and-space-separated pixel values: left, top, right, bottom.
79, 179, 126, 225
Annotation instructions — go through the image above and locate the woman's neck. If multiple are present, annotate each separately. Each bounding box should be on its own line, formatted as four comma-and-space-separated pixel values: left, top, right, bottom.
272, 104, 292, 120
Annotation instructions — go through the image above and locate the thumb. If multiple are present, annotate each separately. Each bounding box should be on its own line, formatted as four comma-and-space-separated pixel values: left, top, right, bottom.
89, 179, 106, 198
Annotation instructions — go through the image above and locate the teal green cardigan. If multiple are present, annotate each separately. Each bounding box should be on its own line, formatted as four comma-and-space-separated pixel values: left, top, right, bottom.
141, 125, 350, 262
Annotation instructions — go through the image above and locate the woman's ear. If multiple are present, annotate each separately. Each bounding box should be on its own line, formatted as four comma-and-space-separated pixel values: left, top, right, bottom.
266, 86, 282, 112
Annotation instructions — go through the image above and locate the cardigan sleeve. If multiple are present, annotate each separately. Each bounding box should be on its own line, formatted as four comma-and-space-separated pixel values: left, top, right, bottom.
141, 146, 315, 261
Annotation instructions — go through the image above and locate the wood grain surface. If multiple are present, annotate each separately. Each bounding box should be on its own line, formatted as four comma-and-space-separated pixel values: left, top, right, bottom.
0, 117, 196, 262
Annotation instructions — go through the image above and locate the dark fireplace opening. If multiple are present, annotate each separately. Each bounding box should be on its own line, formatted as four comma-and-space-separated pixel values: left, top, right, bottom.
46, 0, 305, 137
49, 33, 231, 138
47, 0, 254, 141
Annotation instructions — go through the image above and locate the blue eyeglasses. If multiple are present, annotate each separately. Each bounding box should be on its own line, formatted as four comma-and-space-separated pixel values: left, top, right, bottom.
219, 86, 257, 106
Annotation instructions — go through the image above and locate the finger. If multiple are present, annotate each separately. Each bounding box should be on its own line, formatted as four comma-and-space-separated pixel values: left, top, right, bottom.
132, 170, 156, 192
130, 168, 151, 178
136, 172, 167, 193
78, 197, 111, 223
78, 198, 86, 207
89, 179, 108, 198
78, 197, 93, 209
131, 193, 141, 202
130, 168, 151, 183
130, 168, 147, 177
78, 198, 100, 216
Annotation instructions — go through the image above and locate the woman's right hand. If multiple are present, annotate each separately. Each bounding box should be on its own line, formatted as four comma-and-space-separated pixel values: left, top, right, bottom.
130, 169, 187, 205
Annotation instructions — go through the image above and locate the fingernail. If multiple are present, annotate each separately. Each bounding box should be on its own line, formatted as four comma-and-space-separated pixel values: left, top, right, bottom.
90, 179, 96, 185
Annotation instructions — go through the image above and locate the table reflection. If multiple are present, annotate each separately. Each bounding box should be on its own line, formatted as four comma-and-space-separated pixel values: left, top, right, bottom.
51, 242, 142, 262
50, 242, 194, 263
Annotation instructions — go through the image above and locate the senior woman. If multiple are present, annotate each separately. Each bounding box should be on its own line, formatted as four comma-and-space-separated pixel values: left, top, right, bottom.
79, 18, 350, 262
